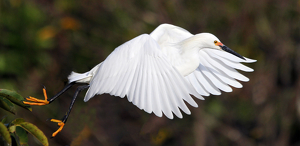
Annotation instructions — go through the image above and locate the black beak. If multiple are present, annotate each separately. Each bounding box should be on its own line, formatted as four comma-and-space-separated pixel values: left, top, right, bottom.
219, 45, 245, 60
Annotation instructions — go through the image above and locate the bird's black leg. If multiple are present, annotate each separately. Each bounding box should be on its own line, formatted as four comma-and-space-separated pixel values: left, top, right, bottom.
50, 84, 90, 137
23, 82, 76, 105
48, 82, 76, 103
62, 84, 90, 123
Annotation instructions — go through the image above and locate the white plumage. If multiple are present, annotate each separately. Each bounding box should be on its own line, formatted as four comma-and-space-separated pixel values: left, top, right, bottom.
68, 24, 256, 119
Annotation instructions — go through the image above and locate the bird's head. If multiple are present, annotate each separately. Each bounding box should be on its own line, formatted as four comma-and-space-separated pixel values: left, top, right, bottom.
194, 33, 246, 60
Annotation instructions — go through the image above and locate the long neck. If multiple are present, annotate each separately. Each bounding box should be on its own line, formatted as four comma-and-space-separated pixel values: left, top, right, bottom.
179, 34, 206, 54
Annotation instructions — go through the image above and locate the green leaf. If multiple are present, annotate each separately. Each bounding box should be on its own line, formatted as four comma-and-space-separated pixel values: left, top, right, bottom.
8, 125, 16, 133
9, 118, 26, 133
0, 122, 11, 145
16, 127, 29, 146
10, 119, 48, 146
1, 116, 7, 123
0, 96, 16, 114
10, 118, 26, 125
0, 89, 32, 112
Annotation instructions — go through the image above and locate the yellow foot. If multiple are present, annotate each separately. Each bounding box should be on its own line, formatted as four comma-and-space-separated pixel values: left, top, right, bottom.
50, 119, 65, 137
23, 87, 49, 105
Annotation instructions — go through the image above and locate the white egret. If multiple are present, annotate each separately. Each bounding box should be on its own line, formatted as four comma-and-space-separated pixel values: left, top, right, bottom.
24, 23, 256, 137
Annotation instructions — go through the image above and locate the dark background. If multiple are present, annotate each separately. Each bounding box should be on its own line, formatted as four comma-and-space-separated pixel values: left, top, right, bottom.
1, 0, 300, 145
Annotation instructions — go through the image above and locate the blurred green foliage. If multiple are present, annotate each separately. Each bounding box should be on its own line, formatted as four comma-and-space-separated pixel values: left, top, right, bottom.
1, 0, 300, 145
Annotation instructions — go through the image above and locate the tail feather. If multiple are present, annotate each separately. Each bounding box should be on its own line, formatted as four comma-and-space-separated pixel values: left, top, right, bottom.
68, 71, 92, 83
68, 63, 102, 84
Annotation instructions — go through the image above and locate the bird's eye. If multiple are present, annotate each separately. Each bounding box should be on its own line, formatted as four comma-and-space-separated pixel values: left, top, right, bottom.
214, 40, 218, 44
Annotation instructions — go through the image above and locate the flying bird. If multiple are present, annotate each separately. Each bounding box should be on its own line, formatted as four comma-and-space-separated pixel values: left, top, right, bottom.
24, 23, 256, 137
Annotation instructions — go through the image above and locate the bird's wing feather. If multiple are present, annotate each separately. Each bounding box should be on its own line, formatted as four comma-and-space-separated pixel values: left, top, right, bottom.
84, 34, 203, 119
185, 49, 256, 96
150, 24, 193, 46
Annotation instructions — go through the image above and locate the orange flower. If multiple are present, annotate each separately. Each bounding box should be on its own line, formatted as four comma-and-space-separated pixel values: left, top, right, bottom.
38, 26, 56, 40
60, 17, 80, 30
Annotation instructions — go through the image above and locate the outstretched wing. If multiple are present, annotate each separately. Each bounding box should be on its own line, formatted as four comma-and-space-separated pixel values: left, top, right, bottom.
150, 24, 193, 48
84, 34, 203, 119
185, 49, 256, 96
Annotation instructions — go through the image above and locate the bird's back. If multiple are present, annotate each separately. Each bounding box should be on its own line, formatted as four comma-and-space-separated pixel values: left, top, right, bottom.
150, 24, 198, 74
150, 24, 193, 49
